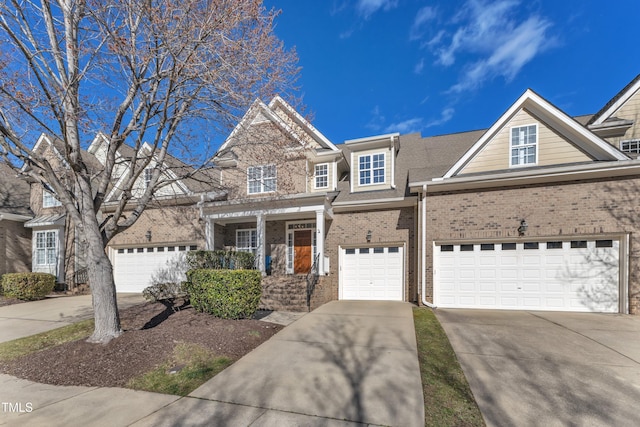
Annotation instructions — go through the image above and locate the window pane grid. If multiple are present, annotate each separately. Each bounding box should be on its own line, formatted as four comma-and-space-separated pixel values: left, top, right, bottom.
511, 125, 537, 166
247, 165, 277, 194
315, 164, 328, 188
359, 153, 385, 185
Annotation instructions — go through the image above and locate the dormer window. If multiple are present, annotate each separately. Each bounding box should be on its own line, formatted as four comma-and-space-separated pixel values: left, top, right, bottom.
359, 153, 385, 185
43, 189, 61, 208
248, 165, 277, 194
510, 124, 537, 166
314, 163, 328, 189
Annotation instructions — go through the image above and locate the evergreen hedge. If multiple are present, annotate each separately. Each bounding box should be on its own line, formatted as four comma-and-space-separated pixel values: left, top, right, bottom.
1, 273, 56, 300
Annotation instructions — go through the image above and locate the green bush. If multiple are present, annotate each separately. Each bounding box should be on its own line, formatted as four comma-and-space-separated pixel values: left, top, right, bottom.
184, 269, 262, 319
1, 273, 56, 300
142, 282, 186, 302
186, 250, 255, 271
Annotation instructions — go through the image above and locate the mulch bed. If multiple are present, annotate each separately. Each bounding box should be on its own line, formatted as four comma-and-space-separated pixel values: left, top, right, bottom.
0, 297, 25, 307
0, 300, 283, 388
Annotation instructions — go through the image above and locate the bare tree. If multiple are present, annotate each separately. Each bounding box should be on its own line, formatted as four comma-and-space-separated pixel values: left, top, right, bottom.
0, 0, 298, 343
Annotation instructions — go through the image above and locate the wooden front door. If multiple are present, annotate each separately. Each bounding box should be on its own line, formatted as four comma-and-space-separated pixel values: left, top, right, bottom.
294, 230, 312, 274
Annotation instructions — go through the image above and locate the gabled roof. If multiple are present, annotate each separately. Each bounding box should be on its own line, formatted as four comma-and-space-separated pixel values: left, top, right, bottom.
588, 74, 640, 126
217, 96, 337, 155
88, 133, 217, 201
0, 160, 32, 218
443, 89, 629, 178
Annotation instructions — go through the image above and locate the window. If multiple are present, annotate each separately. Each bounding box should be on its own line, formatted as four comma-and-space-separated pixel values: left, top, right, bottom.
524, 242, 539, 250
43, 190, 61, 208
547, 242, 563, 249
359, 248, 370, 254
440, 245, 454, 252
596, 240, 613, 248
374, 247, 384, 253
35, 231, 57, 265
144, 168, 153, 189
481, 243, 495, 251
460, 244, 474, 251
345, 248, 356, 255
236, 229, 257, 254
314, 164, 329, 189
247, 165, 276, 194
358, 153, 385, 185
502, 243, 517, 250
571, 241, 587, 249
510, 125, 537, 166
621, 139, 640, 154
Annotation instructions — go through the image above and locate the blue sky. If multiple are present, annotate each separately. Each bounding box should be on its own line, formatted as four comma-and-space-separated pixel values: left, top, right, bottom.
263, 0, 640, 144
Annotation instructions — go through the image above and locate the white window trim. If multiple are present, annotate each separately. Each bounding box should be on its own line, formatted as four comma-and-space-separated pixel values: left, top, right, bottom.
35, 230, 58, 266
620, 139, 640, 154
509, 123, 538, 167
314, 163, 329, 189
236, 228, 257, 254
358, 152, 386, 186
43, 190, 61, 208
247, 165, 277, 195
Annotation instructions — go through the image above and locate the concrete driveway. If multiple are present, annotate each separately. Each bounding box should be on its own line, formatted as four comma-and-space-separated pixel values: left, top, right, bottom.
436, 309, 640, 427
0, 294, 145, 343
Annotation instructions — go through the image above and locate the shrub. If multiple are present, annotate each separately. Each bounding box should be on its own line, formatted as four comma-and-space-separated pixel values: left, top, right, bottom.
184, 269, 262, 319
142, 282, 186, 303
1, 273, 56, 300
185, 250, 255, 271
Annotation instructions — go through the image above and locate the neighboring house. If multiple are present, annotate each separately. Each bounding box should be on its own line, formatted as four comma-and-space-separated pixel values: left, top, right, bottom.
0, 160, 33, 276
409, 82, 640, 314
23, 133, 217, 291
203, 76, 640, 314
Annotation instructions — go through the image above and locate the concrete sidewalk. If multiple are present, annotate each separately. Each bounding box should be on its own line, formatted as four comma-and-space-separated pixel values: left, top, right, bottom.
1, 300, 423, 426
0, 294, 145, 343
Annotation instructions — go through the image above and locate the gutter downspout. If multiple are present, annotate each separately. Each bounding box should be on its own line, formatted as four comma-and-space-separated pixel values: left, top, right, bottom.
421, 184, 436, 308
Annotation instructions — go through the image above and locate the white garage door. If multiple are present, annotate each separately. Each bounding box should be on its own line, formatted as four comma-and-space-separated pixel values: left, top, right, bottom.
435, 240, 620, 312
113, 245, 196, 293
340, 246, 404, 301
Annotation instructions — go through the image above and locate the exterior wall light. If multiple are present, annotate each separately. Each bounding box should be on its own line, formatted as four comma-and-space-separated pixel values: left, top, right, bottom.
518, 220, 528, 236
146, 230, 152, 242
366, 230, 372, 242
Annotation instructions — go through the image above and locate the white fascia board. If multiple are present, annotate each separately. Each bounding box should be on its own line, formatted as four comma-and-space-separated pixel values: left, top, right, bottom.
415, 159, 640, 193
591, 78, 640, 125
268, 96, 339, 151
344, 132, 400, 145
204, 203, 327, 221
87, 132, 109, 155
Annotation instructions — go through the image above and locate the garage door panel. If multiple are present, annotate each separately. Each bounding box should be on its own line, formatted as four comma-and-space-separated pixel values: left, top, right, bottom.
340, 246, 403, 301
435, 239, 620, 313
114, 246, 191, 293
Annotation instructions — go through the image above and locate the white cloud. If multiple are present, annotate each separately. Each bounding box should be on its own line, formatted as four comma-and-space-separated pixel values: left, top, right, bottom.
425, 107, 454, 128
356, 0, 398, 20
384, 117, 424, 134
448, 16, 553, 93
366, 105, 386, 132
414, 58, 425, 74
410, 6, 437, 40
418, 0, 554, 93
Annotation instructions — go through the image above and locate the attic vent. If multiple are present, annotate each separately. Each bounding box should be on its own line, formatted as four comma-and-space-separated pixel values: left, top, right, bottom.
620, 139, 640, 154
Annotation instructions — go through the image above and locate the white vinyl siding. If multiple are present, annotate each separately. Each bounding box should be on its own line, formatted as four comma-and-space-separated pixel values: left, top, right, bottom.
247, 165, 277, 194
510, 124, 537, 166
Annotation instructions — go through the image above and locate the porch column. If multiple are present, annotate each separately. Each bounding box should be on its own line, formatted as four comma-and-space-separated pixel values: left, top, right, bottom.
315, 209, 325, 275
205, 218, 214, 250
256, 213, 266, 275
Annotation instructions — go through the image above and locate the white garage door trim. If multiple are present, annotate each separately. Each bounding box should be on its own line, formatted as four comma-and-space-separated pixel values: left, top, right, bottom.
112, 244, 197, 293
434, 238, 625, 313
339, 244, 404, 301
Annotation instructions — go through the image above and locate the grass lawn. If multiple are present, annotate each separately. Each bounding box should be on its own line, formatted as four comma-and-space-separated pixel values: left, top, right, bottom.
413, 307, 485, 427
127, 343, 232, 396
0, 319, 95, 362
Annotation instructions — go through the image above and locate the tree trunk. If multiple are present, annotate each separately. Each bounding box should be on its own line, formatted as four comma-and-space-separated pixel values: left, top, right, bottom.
83, 213, 122, 344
